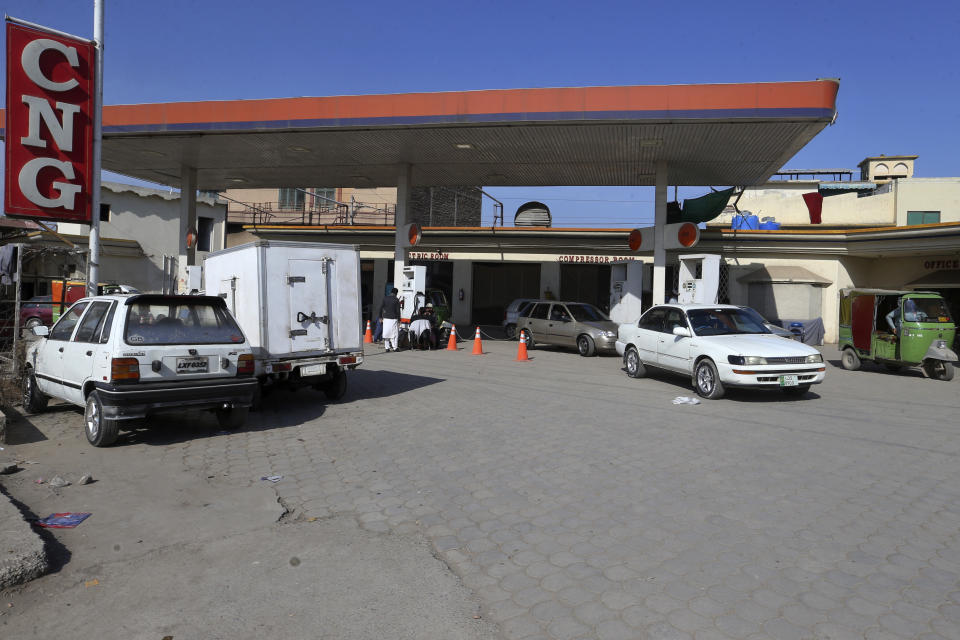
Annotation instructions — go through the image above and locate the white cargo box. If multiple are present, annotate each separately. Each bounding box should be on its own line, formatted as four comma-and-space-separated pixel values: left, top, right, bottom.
203, 241, 363, 369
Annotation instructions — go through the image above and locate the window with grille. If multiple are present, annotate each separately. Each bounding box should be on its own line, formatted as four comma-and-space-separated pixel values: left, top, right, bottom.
278, 188, 305, 210
313, 188, 336, 210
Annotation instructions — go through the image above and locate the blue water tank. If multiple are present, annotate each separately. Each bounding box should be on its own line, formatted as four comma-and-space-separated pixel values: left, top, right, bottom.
731, 214, 759, 230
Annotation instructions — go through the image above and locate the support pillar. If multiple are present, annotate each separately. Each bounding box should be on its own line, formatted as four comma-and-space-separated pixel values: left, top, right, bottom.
393, 164, 412, 288
177, 166, 198, 293
652, 161, 668, 305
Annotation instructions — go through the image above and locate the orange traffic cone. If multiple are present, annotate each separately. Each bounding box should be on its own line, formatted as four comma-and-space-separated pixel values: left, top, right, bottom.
516, 332, 529, 361
446, 324, 458, 351
363, 320, 373, 343
471, 326, 484, 355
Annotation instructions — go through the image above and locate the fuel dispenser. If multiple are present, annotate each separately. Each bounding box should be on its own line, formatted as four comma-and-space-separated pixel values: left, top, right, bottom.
396, 264, 426, 321
609, 261, 651, 324
677, 254, 721, 304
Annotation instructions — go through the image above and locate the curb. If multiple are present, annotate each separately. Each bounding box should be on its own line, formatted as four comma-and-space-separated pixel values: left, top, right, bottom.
0, 483, 48, 589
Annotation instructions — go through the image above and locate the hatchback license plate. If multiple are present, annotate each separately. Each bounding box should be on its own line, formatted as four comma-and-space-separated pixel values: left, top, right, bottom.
779, 374, 799, 387
300, 364, 323, 376
176, 356, 209, 374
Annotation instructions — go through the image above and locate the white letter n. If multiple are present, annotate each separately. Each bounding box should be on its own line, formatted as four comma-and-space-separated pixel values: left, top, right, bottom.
20, 96, 79, 152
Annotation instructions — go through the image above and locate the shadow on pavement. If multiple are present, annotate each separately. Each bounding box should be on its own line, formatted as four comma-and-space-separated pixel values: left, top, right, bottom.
0, 485, 72, 575
127, 370, 442, 446
826, 358, 926, 378
619, 366, 824, 403
341, 368, 444, 401
3, 404, 79, 445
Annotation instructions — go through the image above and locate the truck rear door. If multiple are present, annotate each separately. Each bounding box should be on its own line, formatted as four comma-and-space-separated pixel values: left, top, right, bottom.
288, 258, 331, 352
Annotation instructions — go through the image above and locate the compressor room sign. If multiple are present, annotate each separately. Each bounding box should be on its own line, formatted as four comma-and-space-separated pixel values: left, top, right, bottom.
4, 21, 95, 222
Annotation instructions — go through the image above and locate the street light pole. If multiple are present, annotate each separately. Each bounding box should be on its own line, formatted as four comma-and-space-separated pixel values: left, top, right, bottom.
88, 0, 104, 296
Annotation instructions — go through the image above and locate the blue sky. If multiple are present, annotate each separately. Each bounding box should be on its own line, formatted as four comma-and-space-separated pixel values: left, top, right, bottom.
2, 0, 957, 226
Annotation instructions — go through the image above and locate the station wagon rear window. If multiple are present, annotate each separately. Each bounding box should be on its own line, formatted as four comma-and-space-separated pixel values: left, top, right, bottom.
124, 300, 245, 345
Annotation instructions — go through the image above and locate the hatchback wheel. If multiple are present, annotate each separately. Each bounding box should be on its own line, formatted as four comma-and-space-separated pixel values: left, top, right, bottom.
624, 347, 646, 378
521, 329, 534, 349
22, 371, 48, 414
577, 335, 596, 357
694, 359, 725, 399
85, 391, 120, 447
504, 323, 516, 340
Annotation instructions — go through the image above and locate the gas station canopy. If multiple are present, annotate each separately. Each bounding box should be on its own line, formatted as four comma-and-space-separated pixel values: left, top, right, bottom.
59, 80, 838, 191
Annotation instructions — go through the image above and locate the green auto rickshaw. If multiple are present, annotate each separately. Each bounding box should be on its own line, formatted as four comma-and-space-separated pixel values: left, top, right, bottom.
838, 288, 957, 380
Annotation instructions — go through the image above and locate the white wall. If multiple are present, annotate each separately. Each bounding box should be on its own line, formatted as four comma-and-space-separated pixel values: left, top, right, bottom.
57, 182, 227, 291
894, 179, 960, 225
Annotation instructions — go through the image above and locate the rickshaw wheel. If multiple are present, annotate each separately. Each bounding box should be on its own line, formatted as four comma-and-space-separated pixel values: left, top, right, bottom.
841, 348, 861, 371
923, 360, 955, 381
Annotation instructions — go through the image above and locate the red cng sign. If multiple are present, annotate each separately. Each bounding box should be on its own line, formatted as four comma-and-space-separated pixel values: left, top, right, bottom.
4, 20, 95, 222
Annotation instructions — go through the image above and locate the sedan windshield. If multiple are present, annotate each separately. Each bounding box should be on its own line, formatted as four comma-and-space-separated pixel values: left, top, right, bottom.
687, 308, 771, 336
567, 304, 609, 322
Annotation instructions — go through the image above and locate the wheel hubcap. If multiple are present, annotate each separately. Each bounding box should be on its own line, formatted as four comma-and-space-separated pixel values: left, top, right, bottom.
698, 365, 713, 391
627, 352, 637, 373
23, 377, 31, 404
86, 401, 100, 439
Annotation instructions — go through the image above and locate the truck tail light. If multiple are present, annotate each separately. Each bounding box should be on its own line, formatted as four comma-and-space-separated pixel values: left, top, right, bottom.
110, 358, 140, 383
237, 354, 255, 376
338, 355, 357, 365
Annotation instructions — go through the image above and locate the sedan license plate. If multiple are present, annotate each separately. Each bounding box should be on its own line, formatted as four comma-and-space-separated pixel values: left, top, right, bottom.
300, 364, 323, 376
779, 374, 799, 387
176, 356, 209, 374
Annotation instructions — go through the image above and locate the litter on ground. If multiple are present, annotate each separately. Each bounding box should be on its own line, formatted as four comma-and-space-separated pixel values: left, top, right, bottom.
672, 396, 701, 405
260, 475, 283, 483
35, 513, 92, 528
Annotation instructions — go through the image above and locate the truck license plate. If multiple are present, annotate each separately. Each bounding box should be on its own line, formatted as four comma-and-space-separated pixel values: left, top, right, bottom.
300, 364, 323, 376
176, 356, 209, 374
779, 374, 799, 387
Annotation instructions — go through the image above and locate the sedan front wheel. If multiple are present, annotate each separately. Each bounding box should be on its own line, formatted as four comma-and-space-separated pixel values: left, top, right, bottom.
624, 347, 646, 378
694, 359, 725, 399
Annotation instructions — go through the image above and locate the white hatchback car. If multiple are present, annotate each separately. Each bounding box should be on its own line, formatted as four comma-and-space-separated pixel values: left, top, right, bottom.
23, 294, 258, 446
615, 304, 826, 399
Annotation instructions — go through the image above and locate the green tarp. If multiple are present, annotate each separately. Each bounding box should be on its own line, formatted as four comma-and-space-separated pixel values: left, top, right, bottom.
666, 187, 735, 225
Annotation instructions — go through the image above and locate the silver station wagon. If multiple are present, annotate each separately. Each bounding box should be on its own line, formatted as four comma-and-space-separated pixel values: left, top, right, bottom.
517, 300, 619, 356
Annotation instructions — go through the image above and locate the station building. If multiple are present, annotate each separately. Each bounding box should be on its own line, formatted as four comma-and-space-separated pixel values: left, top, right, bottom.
224, 153, 960, 343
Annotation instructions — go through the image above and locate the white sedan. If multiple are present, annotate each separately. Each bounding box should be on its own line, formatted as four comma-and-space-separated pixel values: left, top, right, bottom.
615, 304, 826, 399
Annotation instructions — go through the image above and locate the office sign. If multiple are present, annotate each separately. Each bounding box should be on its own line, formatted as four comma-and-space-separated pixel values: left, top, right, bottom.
5, 20, 95, 222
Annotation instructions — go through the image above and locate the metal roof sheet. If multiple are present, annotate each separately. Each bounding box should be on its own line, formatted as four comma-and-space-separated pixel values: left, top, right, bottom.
819, 181, 876, 190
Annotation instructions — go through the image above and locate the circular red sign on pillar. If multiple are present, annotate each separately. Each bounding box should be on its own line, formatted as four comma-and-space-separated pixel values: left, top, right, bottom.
406, 223, 422, 246
628, 228, 644, 252
677, 222, 699, 248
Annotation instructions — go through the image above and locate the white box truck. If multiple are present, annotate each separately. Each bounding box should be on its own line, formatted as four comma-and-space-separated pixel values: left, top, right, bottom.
202, 241, 364, 402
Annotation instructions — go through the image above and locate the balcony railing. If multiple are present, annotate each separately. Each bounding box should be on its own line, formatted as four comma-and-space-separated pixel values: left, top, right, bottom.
226, 201, 397, 226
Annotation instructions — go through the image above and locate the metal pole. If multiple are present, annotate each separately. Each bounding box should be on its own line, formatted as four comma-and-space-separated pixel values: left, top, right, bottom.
88, 0, 104, 296
12, 245, 23, 379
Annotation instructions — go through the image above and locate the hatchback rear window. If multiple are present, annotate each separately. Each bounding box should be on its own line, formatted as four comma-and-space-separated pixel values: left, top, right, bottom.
124, 300, 245, 345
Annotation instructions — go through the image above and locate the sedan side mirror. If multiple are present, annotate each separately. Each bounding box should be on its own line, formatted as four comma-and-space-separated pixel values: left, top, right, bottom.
32, 325, 50, 337
672, 326, 691, 338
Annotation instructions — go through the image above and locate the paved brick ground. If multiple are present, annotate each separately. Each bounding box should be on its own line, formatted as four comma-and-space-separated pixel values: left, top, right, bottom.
83, 342, 960, 638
